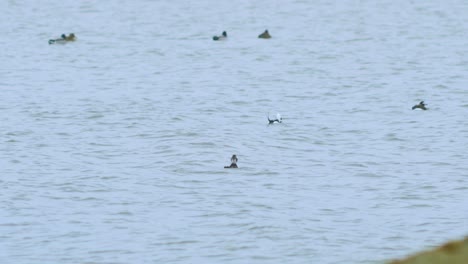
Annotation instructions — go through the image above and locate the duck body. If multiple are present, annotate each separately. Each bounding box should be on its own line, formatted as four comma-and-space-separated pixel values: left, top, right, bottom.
224, 154, 238, 168
268, 118, 282, 124
224, 163, 238, 168
268, 113, 282, 124
213, 31, 227, 41
258, 30, 271, 39
48, 38, 67, 45
49, 33, 76, 45
412, 101, 427, 110
65, 33, 76, 41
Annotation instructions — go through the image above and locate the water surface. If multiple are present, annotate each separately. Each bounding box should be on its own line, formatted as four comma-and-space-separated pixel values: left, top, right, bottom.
1, 0, 468, 263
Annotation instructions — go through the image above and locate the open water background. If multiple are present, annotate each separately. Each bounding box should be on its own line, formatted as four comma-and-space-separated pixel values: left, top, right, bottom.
1, 0, 468, 263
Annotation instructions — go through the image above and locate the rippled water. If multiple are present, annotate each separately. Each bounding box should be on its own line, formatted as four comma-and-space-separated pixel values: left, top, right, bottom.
1, 0, 468, 263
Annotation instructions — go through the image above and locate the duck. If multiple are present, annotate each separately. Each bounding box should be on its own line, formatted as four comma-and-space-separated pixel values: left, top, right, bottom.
258, 30, 271, 39
213, 31, 227, 41
48, 33, 76, 44
268, 113, 282, 124
49, 34, 66, 44
224, 154, 238, 168
65, 33, 76, 41
412, 101, 427, 110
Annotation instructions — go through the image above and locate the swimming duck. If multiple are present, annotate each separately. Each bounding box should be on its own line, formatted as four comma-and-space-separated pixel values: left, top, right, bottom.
258, 30, 271, 39
65, 33, 76, 41
268, 113, 282, 124
224, 154, 238, 168
48, 34, 66, 44
213, 31, 227, 41
48, 33, 76, 44
412, 101, 427, 110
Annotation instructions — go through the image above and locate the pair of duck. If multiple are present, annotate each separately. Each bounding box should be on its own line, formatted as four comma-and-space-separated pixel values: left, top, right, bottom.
224, 113, 281, 169
49, 33, 76, 45
212, 30, 271, 41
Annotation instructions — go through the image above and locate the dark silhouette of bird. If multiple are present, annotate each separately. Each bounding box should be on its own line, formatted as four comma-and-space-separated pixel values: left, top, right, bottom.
224, 154, 238, 168
412, 101, 427, 110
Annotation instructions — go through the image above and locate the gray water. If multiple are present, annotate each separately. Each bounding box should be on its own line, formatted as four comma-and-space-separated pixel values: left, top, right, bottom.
1, 0, 468, 263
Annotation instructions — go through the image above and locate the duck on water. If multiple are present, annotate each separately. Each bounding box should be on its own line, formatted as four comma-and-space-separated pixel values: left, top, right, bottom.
412, 101, 427, 110
213, 31, 227, 41
268, 113, 282, 124
49, 33, 76, 45
258, 30, 271, 39
224, 155, 238, 168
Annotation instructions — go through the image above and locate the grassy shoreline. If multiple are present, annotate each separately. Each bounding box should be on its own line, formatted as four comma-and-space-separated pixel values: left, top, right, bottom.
388, 236, 468, 264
